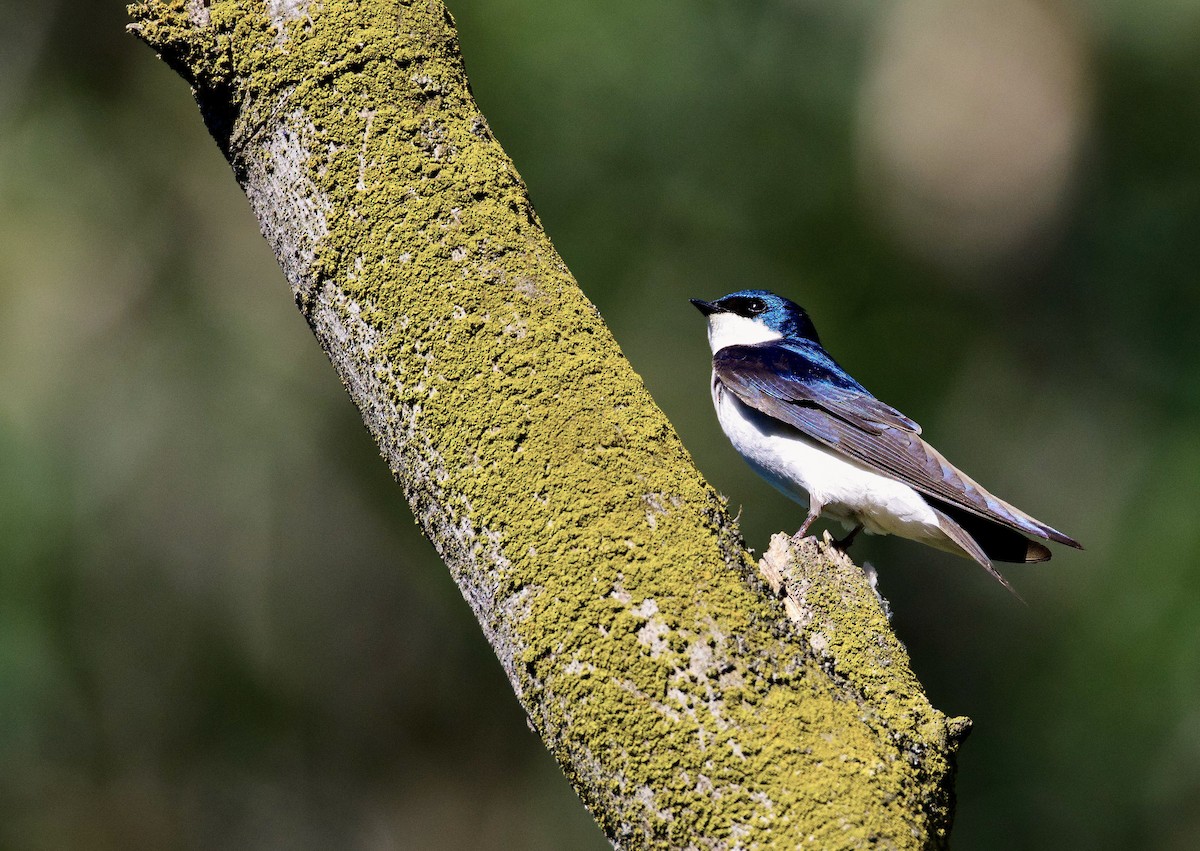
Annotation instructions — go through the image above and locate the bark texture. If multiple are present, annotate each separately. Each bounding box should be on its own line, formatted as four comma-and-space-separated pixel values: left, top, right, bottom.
128, 1, 970, 847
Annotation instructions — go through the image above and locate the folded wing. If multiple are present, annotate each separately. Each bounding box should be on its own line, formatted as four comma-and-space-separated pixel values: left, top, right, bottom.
713, 343, 1081, 554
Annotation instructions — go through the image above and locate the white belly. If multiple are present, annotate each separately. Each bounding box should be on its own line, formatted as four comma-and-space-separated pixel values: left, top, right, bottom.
711, 375, 945, 543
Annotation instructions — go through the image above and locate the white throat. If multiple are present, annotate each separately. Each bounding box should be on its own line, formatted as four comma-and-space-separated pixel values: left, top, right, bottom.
706, 313, 783, 353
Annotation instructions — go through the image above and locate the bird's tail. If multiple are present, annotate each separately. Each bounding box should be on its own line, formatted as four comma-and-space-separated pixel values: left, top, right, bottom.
934, 501, 1053, 564
930, 506, 1027, 601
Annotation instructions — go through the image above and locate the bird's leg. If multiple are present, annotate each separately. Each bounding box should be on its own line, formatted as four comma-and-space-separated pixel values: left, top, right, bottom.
791, 507, 822, 544
833, 524, 863, 552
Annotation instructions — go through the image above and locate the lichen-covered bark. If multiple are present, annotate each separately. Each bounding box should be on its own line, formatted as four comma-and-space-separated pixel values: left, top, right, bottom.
127, 1, 969, 847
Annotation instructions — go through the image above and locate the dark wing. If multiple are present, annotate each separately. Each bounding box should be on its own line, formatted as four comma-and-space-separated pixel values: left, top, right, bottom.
713, 343, 1081, 549
714, 341, 923, 434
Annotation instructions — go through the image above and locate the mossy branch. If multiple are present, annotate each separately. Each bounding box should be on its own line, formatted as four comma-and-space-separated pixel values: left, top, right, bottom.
128, 1, 969, 847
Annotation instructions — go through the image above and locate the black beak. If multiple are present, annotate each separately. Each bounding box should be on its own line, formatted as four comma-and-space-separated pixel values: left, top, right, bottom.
690, 298, 724, 317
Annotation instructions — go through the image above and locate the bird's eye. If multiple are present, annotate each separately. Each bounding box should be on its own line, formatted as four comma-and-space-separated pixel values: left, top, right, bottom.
745, 298, 767, 315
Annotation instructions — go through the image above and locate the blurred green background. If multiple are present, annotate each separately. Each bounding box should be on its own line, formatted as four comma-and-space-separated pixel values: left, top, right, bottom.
2, 0, 1198, 848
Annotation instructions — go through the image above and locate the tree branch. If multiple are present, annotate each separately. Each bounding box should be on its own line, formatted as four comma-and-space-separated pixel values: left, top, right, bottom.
128, 1, 969, 846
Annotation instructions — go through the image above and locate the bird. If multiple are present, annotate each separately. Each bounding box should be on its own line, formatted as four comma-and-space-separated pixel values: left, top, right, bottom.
690, 289, 1081, 595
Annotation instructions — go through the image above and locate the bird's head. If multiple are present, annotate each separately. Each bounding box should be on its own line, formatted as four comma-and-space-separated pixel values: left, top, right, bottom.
690, 289, 820, 352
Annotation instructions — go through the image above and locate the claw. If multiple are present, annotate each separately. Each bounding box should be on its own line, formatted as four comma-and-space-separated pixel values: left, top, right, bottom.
832, 524, 862, 552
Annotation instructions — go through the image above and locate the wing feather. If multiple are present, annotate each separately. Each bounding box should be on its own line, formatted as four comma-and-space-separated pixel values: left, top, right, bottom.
713, 343, 1081, 549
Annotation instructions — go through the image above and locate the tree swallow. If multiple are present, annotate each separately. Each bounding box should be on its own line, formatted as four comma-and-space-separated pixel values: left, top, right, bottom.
691, 289, 1081, 594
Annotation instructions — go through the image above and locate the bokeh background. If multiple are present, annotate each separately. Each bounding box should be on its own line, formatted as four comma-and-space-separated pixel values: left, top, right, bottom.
2, 0, 1198, 848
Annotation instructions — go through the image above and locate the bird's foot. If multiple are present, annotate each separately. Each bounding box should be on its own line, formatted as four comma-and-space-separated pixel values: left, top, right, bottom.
832, 524, 862, 553
789, 511, 821, 546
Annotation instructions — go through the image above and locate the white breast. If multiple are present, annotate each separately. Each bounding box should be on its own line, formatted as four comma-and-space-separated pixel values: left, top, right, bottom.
710, 374, 946, 543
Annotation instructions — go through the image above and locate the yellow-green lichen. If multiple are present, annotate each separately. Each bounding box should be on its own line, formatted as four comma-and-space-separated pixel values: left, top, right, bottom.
128, 1, 962, 846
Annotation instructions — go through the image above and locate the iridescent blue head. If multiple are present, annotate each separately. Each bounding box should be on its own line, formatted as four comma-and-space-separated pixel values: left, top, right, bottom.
690, 289, 820, 352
